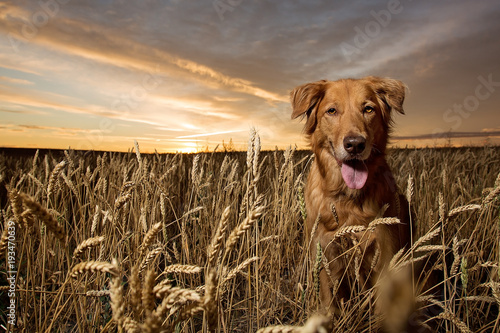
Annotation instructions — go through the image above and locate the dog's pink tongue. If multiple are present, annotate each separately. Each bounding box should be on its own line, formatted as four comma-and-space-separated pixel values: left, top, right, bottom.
341, 160, 368, 189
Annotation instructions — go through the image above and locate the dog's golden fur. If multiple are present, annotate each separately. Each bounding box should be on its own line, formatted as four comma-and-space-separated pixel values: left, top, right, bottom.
291, 76, 412, 312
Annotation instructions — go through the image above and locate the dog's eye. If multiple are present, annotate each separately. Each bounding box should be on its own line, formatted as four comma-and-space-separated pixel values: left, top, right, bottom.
326, 108, 337, 115
364, 106, 374, 113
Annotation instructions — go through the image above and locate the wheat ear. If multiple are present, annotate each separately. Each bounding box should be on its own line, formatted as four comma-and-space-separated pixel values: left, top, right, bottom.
109, 261, 126, 331
8, 189, 25, 226
436, 311, 471, 333
139, 246, 163, 274
142, 269, 156, 314
368, 217, 401, 230
47, 160, 66, 196
129, 264, 141, 319
73, 236, 105, 259
448, 204, 482, 219
221, 257, 259, 286
0, 223, 9, 258
140, 222, 162, 255
203, 268, 218, 332
256, 315, 331, 333
19, 192, 66, 242
162, 264, 202, 275
70, 260, 119, 278
207, 206, 230, 267
86, 290, 111, 297
223, 204, 264, 257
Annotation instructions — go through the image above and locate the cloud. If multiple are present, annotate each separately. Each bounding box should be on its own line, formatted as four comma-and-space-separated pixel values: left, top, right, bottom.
2, 123, 101, 135
176, 130, 245, 139
1, 0, 499, 151
394, 130, 500, 141
0, 2, 287, 104
0, 76, 33, 85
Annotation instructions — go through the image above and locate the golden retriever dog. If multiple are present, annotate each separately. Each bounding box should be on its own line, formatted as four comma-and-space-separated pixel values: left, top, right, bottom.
290, 76, 412, 314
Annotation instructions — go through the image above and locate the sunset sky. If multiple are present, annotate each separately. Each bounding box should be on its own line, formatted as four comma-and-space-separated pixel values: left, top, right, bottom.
1, 0, 500, 153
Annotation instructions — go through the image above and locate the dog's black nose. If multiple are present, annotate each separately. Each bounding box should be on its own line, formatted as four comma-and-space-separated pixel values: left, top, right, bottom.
344, 136, 366, 155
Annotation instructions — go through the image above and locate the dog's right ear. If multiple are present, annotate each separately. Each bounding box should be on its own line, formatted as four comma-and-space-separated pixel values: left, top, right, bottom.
290, 80, 326, 134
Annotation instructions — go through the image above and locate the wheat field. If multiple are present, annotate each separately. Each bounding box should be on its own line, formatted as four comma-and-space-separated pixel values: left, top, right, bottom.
0, 132, 499, 332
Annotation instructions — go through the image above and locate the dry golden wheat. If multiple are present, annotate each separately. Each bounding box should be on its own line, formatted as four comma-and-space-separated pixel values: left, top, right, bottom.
70, 260, 119, 278
110, 273, 126, 331
221, 256, 259, 286
0, 224, 9, 257
203, 268, 218, 331
207, 206, 230, 267
142, 269, 156, 313
140, 221, 162, 255
162, 264, 202, 275
47, 160, 66, 196
1, 142, 499, 332
73, 236, 105, 259
224, 204, 264, 257
86, 289, 111, 297
19, 192, 66, 241
436, 311, 471, 333
139, 246, 163, 274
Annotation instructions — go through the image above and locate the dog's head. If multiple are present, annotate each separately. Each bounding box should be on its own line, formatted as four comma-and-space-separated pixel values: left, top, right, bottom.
290, 76, 406, 189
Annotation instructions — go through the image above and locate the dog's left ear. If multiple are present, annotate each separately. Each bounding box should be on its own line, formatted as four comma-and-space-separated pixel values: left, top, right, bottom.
365, 76, 406, 116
